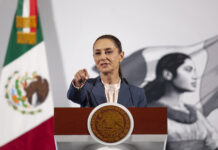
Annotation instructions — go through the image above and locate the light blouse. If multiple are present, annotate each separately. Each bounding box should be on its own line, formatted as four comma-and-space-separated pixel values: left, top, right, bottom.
102, 80, 121, 103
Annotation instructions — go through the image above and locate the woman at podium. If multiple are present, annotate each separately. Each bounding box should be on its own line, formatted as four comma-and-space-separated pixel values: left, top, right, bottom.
67, 34, 147, 107
145, 53, 218, 150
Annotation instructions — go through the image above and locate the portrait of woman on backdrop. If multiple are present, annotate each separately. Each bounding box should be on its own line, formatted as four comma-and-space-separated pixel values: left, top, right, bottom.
144, 53, 218, 150
67, 35, 147, 107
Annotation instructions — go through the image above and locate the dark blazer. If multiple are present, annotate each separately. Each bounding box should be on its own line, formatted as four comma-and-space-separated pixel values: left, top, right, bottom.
67, 77, 147, 107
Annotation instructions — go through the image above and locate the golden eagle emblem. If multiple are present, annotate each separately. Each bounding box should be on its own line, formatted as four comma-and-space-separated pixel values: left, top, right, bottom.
88, 104, 134, 145
5, 71, 49, 115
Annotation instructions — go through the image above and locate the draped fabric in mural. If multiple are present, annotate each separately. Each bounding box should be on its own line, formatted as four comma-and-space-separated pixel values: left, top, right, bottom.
120, 35, 218, 150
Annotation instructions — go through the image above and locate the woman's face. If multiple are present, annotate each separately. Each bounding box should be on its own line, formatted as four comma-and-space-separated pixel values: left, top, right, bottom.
172, 58, 197, 92
93, 38, 124, 74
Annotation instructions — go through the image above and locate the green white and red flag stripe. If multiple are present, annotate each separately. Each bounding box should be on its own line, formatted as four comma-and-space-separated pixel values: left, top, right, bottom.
0, 0, 56, 149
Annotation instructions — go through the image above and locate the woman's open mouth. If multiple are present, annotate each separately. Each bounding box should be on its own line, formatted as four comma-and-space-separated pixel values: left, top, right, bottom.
100, 63, 109, 67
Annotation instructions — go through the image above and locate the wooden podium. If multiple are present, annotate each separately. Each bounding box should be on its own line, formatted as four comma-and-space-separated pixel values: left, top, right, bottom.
54, 107, 167, 150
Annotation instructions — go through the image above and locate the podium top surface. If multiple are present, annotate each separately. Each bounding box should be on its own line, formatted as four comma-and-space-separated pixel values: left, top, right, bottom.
54, 107, 167, 135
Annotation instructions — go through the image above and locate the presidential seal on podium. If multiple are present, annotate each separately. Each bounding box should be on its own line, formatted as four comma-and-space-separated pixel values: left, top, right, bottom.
87, 103, 134, 145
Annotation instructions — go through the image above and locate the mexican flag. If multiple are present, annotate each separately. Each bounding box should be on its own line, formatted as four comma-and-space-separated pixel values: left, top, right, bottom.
0, 0, 56, 149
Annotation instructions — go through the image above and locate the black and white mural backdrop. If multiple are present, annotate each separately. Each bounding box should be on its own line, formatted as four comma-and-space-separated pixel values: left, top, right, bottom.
120, 36, 218, 149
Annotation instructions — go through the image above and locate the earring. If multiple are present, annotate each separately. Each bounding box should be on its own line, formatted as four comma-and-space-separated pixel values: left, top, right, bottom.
163, 69, 173, 80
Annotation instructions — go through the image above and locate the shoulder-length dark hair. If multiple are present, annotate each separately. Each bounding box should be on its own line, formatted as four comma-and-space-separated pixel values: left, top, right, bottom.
144, 52, 191, 103
93, 34, 123, 78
